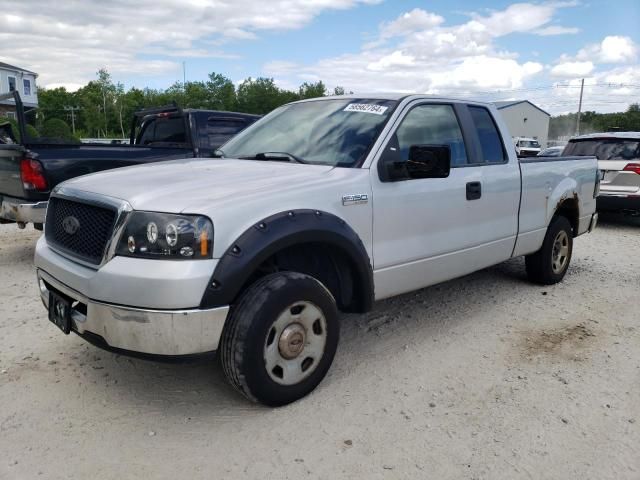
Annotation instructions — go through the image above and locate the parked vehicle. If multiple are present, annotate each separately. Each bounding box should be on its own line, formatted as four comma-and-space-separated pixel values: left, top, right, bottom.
0, 91, 259, 229
562, 132, 640, 212
514, 137, 542, 157
34, 95, 599, 406
537, 146, 564, 157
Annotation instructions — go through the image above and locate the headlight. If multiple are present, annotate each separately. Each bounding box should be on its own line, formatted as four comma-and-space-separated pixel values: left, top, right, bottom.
116, 212, 213, 260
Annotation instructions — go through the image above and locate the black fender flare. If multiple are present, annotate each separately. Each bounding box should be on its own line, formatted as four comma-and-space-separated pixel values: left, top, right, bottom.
200, 209, 374, 312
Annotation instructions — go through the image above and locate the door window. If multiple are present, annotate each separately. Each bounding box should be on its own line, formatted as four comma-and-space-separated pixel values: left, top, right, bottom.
468, 106, 506, 163
395, 104, 468, 166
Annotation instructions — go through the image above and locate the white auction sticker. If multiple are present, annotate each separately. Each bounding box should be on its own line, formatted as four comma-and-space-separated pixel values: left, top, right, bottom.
343, 103, 389, 115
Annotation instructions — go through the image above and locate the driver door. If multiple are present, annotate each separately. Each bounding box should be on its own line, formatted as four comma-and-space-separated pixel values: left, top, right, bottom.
370, 101, 516, 300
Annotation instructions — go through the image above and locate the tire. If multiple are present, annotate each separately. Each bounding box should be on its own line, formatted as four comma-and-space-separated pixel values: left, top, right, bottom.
525, 215, 573, 285
220, 271, 339, 406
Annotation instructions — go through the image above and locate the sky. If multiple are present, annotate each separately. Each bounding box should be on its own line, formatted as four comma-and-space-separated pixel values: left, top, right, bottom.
1, 0, 639, 114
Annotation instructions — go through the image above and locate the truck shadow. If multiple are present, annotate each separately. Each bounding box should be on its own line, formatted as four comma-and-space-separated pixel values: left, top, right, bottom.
62, 256, 537, 415
597, 211, 640, 228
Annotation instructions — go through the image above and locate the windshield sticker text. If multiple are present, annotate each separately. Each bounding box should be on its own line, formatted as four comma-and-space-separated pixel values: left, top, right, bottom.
343, 104, 389, 115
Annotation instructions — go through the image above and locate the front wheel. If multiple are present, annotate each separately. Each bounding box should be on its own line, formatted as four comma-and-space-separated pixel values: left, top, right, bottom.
220, 272, 339, 406
525, 215, 573, 285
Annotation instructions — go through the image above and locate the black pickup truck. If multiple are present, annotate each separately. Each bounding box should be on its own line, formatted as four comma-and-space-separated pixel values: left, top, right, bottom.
0, 91, 259, 229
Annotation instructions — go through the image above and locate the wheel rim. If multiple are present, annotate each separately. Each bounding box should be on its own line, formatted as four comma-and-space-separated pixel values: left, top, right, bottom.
263, 301, 327, 386
551, 230, 570, 274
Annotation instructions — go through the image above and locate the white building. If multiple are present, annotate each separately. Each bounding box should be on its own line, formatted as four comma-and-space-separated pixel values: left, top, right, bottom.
493, 100, 550, 148
0, 61, 39, 118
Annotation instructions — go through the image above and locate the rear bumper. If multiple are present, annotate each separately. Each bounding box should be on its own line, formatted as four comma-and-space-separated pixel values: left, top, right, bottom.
37, 269, 229, 356
0, 195, 47, 224
597, 194, 640, 212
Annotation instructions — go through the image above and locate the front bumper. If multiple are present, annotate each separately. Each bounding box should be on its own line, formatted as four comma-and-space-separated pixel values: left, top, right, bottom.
0, 195, 47, 224
37, 269, 229, 356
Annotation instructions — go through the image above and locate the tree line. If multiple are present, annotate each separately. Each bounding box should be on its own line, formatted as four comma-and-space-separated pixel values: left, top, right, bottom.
30, 69, 345, 139
549, 104, 640, 139
11, 68, 640, 141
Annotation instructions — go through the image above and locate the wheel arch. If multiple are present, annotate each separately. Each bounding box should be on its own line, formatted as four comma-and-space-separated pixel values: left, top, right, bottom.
554, 195, 580, 237
547, 177, 580, 236
200, 209, 374, 313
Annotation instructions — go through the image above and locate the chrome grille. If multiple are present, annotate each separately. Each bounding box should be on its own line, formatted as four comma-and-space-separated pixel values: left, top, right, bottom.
45, 197, 117, 265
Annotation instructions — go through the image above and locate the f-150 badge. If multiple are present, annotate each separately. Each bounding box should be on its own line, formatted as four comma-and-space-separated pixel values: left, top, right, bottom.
342, 194, 368, 206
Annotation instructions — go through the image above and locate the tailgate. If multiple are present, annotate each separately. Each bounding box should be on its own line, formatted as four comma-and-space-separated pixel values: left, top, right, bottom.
599, 159, 640, 195
0, 144, 25, 198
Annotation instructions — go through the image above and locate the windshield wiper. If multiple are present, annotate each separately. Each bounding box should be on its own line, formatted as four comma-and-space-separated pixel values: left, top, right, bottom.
239, 151, 308, 164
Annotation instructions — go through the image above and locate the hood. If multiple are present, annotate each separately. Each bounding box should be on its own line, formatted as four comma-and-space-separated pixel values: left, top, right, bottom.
63, 158, 335, 213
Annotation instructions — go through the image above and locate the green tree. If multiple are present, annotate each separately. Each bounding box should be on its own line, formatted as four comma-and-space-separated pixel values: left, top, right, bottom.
236, 77, 295, 114
96, 68, 116, 136
298, 81, 326, 99
41, 118, 78, 142
206, 72, 237, 110
0, 117, 39, 143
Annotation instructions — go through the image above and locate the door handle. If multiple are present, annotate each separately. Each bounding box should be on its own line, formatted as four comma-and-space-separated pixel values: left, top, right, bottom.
466, 181, 482, 200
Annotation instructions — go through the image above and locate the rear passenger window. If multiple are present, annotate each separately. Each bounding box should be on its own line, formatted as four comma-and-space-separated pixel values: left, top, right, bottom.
138, 117, 187, 145
207, 119, 247, 148
395, 104, 468, 166
468, 106, 506, 163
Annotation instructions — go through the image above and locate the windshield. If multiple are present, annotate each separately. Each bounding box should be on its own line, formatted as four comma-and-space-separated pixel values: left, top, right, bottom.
518, 140, 540, 148
563, 139, 640, 160
218, 98, 397, 167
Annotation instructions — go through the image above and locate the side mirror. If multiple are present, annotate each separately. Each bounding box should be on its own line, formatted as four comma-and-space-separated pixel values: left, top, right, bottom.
405, 145, 451, 179
381, 144, 451, 181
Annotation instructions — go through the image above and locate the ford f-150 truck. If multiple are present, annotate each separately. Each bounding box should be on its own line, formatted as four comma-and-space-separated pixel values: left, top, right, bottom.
0, 91, 259, 229
34, 95, 599, 406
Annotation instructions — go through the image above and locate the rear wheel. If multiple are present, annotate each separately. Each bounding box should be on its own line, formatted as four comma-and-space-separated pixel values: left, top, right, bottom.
525, 215, 573, 285
220, 272, 339, 406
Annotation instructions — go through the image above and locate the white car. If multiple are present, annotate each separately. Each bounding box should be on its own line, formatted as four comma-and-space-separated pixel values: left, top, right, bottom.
563, 132, 640, 212
515, 137, 542, 157
34, 95, 599, 405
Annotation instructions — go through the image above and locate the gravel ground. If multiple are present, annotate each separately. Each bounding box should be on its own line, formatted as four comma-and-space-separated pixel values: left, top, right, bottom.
1, 214, 639, 480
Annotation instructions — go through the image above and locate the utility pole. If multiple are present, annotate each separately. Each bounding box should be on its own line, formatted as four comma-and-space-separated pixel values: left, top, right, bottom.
576, 78, 584, 136
64, 106, 80, 135
183, 61, 186, 87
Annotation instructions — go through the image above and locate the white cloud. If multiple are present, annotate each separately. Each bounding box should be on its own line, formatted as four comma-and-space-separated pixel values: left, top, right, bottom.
533, 25, 580, 36
428, 57, 543, 90
0, 0, 381, 87
367, 51, 416, 71
577, 36, 638, 64
266, 3, 578, 94
473, 3, 558, 36
379, 8, 445, 39
550, 61, 594, 78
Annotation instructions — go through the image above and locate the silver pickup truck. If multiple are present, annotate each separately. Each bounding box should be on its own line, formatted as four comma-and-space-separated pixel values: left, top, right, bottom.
34, 95, 599, 405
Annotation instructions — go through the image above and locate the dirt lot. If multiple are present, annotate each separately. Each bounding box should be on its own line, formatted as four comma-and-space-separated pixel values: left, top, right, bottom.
1, 214, 639, 480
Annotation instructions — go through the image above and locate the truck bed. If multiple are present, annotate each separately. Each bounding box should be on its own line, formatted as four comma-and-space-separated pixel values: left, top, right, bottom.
514, 155, 599, 257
